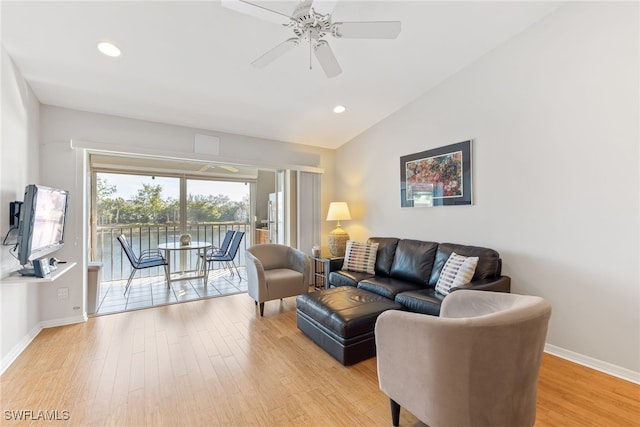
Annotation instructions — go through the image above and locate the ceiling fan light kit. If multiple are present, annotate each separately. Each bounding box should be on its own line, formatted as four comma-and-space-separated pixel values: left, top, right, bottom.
223, 0, 401, 78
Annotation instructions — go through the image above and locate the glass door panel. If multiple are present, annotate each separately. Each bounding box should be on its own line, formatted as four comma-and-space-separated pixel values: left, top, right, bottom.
186, 179, 251, 269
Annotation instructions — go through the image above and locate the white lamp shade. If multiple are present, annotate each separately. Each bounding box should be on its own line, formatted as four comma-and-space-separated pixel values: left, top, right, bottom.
326, 202, 352, 221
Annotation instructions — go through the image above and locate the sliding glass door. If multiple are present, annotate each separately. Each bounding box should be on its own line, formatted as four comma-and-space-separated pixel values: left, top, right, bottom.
186, 177, 251, 254
92, 171, 252, 283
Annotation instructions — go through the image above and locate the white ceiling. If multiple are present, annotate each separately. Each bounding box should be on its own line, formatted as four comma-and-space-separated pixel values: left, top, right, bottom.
1, 1, 562, 150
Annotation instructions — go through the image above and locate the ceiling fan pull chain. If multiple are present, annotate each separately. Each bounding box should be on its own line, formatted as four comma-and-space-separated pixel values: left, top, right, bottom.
309, 38, 313, 70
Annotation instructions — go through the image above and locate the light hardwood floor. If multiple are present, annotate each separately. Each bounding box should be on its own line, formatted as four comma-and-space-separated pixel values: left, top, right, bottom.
1, 292, 639, 426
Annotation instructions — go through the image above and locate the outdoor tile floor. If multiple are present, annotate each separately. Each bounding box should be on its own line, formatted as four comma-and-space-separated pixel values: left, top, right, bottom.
94, 267, 248, 315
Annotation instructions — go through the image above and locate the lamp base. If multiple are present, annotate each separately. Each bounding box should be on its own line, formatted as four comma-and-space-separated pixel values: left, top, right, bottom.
328, 226, 349, 257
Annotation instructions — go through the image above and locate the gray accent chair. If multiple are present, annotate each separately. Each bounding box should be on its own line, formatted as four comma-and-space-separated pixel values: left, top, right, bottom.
375, 289, 551, 427
245, 244, 311, 316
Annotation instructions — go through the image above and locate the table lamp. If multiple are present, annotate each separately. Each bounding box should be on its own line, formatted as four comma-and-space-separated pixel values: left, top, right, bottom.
327, 202, 351, 256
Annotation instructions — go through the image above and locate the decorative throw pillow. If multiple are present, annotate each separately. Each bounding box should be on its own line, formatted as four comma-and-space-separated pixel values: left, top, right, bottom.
435, 252, 479, 295
343, 240, 379, 274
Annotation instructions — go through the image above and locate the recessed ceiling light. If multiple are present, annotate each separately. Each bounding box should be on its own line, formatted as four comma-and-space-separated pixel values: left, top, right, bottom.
333, 105, 346, 114
97, 41, 121, 57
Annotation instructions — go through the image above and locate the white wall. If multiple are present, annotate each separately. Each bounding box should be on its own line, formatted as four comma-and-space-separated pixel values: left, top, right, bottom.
39, 106, 337, 239
41, 104, 338, 241
40, 106, 333, 170
35, 142, 87, 327
0, 47, 42, 370
36, 105, 337, 322
336, 2, 639, 379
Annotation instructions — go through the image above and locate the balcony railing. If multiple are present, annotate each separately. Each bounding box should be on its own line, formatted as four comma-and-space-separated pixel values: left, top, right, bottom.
95, 222, 252, 282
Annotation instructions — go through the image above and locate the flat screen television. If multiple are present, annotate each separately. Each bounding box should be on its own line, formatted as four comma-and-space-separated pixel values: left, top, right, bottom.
15, 184, 69, 271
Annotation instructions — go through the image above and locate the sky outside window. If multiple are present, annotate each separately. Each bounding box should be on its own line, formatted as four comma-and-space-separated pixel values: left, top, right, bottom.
99, 173, 248, 201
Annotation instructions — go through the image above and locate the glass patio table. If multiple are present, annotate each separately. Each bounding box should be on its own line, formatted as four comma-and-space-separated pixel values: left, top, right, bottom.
157, 241, 212, 285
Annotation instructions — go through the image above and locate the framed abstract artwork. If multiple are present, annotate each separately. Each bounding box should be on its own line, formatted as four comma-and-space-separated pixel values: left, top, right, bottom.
400, 140, 472, 207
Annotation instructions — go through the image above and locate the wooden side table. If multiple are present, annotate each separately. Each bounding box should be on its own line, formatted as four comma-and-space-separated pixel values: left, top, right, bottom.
311, 253, 344, 290
255, 228, 269, 244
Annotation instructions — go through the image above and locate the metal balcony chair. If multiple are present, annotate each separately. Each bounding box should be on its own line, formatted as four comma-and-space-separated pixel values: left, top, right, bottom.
116, 234, 169, 294
202, 231, 245, 279
198, 229, 235, 273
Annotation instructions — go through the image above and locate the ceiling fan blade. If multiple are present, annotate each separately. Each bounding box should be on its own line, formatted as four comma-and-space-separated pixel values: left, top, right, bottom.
221, 0, 292, 25
310, 0, 339, 15
314, 40, 342, 78
252, 38, 300, 68
333, 21, 401, 39
292, 0, 314, 18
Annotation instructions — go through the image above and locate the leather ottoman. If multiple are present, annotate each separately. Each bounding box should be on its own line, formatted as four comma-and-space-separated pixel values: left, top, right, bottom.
296, 286, 402, 365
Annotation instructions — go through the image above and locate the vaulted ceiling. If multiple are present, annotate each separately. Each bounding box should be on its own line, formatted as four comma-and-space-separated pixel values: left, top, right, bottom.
1, 1, 562, 149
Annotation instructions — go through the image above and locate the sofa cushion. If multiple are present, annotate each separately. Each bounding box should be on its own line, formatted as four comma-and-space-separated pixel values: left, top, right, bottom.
329, 270, 374, 288
429, 243, 501, 286
435, 252, 479, 295
264, 268, 305, 291
394, 289, 446, 316
343, 240, 379, 274
389, 239, 438, 285
367, 237, 399, 276
358, 276, 424, 300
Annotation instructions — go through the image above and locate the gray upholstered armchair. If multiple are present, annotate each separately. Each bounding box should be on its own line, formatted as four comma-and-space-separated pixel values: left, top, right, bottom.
375, 289, 551, 427
245, 244, 311, 317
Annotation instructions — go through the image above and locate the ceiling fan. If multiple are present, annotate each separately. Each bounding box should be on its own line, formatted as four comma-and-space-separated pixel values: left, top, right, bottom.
221, 0, 401, 78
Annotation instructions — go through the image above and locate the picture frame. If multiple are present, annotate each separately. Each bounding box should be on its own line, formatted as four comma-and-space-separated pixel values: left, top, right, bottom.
400, 140, 472, 207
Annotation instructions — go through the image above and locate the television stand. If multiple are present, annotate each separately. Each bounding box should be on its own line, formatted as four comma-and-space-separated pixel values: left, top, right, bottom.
0, 262, 77, 284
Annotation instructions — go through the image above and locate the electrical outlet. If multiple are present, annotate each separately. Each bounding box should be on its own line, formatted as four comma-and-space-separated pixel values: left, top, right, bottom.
57, 287, 68, 300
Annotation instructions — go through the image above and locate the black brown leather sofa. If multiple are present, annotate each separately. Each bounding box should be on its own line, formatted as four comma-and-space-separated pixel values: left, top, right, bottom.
329, 237, 511, 315
296, 237, 510, 365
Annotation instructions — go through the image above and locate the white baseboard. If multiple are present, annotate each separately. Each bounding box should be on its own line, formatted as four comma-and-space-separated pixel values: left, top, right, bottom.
0, 324, 42, 376
545, 343, 640, 384
1, 316, 86, 375
40, 314, 86, 329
